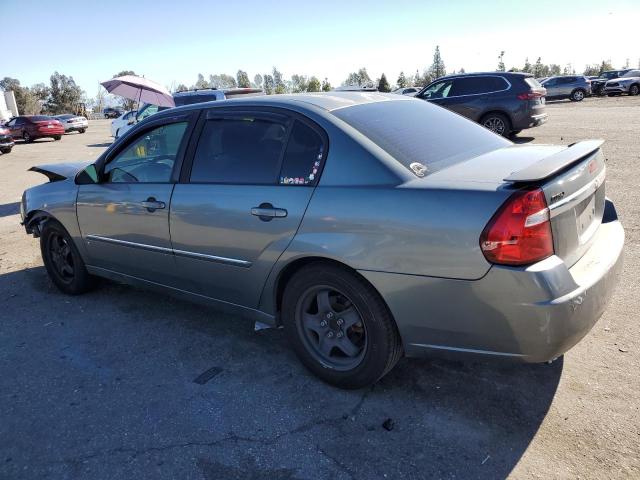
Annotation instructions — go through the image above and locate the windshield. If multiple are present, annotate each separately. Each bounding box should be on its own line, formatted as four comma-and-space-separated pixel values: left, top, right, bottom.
333, 99, 509, 176
30, 116, 52, 121
136, 104, 159, 121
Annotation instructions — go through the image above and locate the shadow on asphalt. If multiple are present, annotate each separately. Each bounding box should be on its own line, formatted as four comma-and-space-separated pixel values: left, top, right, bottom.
0, 266, 563, 479
0, 202, 19, 218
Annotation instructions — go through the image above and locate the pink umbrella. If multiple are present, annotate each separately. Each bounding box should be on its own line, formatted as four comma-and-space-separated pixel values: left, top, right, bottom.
100, 75, 175, 108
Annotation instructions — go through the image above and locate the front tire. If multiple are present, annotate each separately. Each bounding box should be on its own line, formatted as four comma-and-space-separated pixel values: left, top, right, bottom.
40, 220, 94, 295
282, 263, 402, 389
23, 132, 32, 143
0, 147, 11, 154
480, 113, 511, 137
79, 128, 86, 134
53, 135, 61, 141
570, 89, 585, 101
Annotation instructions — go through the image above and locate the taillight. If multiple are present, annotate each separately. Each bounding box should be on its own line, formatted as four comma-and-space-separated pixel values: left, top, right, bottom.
480, 188, 553, 266
517, 91, 543, 100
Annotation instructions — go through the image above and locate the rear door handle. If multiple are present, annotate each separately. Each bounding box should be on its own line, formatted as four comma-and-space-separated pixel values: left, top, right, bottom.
140, 197, 166, 212
251, 203, 288, 221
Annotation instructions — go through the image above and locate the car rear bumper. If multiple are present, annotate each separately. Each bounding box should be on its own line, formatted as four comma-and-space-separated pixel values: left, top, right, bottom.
65, 124, 88, 132
360, 200, 624, 362
514, 112, 548, 130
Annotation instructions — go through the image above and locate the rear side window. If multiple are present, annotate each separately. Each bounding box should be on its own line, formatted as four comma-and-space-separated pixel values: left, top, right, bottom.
451, 76, 508, 96
190, 117, 288, 184
279, 120, 324, 185
30, 116, 51, 121
333, 100, 509, 176
525, 77, 541, 88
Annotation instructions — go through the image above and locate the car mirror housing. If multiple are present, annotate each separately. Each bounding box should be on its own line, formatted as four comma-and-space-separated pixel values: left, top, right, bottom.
76, 164, 99, 185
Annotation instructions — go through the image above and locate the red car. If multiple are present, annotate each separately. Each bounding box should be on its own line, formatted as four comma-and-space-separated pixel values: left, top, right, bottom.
4, 116, 64, 142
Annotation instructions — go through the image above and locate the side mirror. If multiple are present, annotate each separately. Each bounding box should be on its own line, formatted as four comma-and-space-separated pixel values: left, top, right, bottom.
76, 164, 99, 185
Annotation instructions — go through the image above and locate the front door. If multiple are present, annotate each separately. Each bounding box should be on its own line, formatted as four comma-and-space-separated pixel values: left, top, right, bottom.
77, 119, 190, 283
169, 110, 327, 308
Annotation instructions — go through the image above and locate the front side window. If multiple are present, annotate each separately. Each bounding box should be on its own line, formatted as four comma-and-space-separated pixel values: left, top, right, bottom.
137, 105, 159, 121
103, 122, 187, 183
191, 116, 288, 184
420, 80, 453, 99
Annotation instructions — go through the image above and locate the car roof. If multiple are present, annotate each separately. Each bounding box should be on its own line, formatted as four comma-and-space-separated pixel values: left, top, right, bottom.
161, 92, 411, 115
436, 71, 533, 81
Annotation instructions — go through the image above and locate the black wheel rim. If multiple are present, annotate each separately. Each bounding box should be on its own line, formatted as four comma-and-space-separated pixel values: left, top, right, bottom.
47, 233, 75, 283
296, 286, 367, 371
483, 117, 505, 135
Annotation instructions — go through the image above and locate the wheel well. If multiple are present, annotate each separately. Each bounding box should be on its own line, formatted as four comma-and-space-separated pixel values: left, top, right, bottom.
480, 110, 512, 127
24, 210, 52, 237
274, 257, 382, 316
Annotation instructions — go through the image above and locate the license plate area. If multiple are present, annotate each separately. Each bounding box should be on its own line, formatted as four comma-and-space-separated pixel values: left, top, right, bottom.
576, 195, 598, 245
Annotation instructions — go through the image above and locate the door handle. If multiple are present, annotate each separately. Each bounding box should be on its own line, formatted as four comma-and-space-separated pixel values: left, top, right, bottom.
251, 203, 288, 221
140, 197, 165, 212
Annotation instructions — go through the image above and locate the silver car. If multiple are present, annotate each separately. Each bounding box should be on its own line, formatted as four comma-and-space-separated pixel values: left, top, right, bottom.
540, 75, 592, 101
603, 69, 640, 96
20, 93, 624, 388
53, 114, 89, 133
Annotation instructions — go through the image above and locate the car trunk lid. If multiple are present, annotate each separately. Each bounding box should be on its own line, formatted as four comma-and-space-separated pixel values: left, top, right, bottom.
416, 140, 606, 267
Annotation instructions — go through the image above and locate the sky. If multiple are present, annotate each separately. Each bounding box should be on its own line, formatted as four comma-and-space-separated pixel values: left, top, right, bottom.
3, 0, 640, 99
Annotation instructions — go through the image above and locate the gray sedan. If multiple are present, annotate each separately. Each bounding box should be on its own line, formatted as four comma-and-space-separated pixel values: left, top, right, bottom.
20, 93, 624, 388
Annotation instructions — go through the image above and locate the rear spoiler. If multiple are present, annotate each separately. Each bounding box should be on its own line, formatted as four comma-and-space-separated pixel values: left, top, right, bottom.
504, 140, 604, 183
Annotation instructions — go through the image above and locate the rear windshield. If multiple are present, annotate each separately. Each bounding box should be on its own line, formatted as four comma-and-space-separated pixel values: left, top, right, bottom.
332, 99, 509, 175
29, 116, 52, 121
525, 77, 542, 88
56, 114, 74, 119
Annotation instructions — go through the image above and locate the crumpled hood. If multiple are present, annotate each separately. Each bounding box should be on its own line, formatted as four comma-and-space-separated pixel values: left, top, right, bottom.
29, 161, 92, 182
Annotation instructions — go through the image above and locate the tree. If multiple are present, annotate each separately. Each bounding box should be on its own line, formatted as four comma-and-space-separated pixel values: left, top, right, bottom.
174, 84, 188, 93
307, 76, 321, 92
428, 46, 446, 80
290, 74, 308, 93
584, 64, 600, 76
377, 73, 391, 92
272, 67, 286, 94
321, 78, 332, 92
0, 77, 37, 115
208, 74, 236, 89
253, 74, 263, 89
343, 67, 372, 87
263, 74, 274, 94
236, 70, 250, 88
45, 71, 83, 114
458, 68, 466, 74
397, 71, 407, 88
94, 86, 106, 114
549, 64, 561, 75
522, 58, 532, 73
599, 60, 614, 75
497, 51, 505, 72
194, 73, 209, 89
533, 57, 545, 78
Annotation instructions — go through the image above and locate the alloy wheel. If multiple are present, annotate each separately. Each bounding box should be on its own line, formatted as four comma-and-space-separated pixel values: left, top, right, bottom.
48, 233, 75, 283
296, 286, 367, 370
483, 117, 506, 135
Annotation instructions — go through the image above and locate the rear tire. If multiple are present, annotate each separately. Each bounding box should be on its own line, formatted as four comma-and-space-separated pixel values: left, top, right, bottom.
282, 263, 402, 389
79, 128, 86, 134
629, 84, 639, 96
480, 113, 511, 137
23, 132, 32, 143
40, 219, 94, 295
570, 89, 586, 101
53, 135, 61, 141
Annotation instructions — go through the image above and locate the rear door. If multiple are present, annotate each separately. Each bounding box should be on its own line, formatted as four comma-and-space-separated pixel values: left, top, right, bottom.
169, 108, 327, 308
76, 113, 195, 283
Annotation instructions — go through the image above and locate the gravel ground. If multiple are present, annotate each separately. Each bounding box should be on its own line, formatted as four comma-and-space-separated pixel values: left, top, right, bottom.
0, 97, 638, 479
